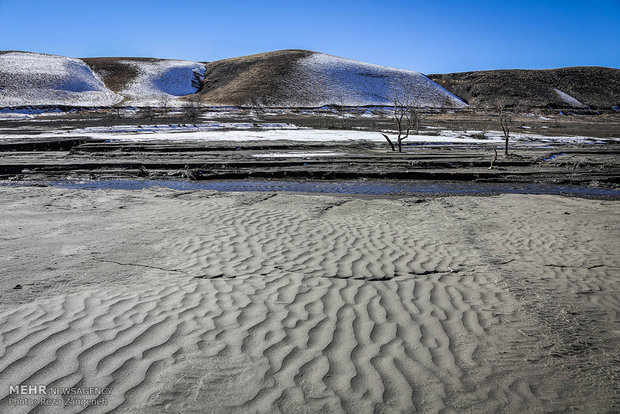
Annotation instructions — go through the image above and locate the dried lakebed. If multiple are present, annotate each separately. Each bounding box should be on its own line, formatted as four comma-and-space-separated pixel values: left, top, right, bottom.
0, 188, 618, 413
1, 138, 619, 188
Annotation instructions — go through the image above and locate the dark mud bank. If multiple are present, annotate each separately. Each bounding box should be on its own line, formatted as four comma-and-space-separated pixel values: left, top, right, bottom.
3, 179, 619, 198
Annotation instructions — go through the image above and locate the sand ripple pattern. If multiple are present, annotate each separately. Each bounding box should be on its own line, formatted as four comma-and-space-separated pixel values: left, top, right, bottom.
0, 274, 505, 413
162, 199, 472, 280
2, 192, 614, 413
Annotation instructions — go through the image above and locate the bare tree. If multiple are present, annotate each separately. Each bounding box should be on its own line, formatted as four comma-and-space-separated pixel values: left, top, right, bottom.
182, 101, 200, 123
438, 94, 454, 113
158, 94, 171, 117
382, 133, 396, 151
246, 96, 265, 118
182, 94, 202, 123
382, 86, 421, 153
113, 106, 122, 119
488, 147, 498, 169
336, 93, 347, 128
140, 106, 155, 123
497, 99, 512, 155
409, 105, 423, 135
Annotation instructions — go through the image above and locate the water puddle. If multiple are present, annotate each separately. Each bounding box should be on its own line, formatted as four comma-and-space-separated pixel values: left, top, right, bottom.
2, 179, 619, 198
543, 153, 566, 161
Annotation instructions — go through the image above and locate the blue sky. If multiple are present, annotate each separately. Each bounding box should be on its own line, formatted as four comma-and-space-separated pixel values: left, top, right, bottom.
0, 0, 618, 73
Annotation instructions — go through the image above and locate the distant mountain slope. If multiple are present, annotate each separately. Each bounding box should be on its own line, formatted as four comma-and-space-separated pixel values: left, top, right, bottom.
0, 51, 120, 107
199, 50, 467, 107
429, 67, 620, 109
82, 57, 206, 105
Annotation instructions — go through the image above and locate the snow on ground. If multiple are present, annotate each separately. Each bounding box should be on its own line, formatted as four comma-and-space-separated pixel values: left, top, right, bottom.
69, 122, 298, 135
117, 59, 206, 105
0, 107, 63, 114
0, 122, 300, 139
0, 52, 120, 107
0, 126, 616, 144
0, 112, 34, 120
554, 88, 585, 108
482, 129, 616, 143
253, 152, 345, 158
283, 53, 468, 108
70, 129, 500, 143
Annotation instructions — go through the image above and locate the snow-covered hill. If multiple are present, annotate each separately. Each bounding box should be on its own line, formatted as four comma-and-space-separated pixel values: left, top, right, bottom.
199, 50, 467, 107
3, 49, 614, 110
0, 51, 120, 107
84, 58, 206, 105
122, 59, 205, 101
282, 53, 467, 107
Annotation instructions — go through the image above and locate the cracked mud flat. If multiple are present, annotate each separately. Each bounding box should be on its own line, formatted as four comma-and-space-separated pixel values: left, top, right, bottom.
0, 188, 618, 413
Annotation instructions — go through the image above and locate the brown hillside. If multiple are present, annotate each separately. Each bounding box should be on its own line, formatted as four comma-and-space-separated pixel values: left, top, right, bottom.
429, 67, 620, 109
197, 50, 314, 105
81, 57, 169, 93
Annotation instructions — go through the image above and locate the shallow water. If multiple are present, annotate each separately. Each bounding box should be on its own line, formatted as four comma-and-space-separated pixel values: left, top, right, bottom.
3, 179, 619, 198
542, 152, 566, 161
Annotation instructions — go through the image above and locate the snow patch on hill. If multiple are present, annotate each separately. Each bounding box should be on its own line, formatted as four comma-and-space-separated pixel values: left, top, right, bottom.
0, 52, 120, 107
283, 53, 467, 108
553, 88, 584, 107
118, 59, 206, 105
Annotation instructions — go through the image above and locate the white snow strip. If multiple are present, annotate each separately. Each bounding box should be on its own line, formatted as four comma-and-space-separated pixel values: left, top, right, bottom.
3, 129, 501, 143
1, 128, 615, 144
554, 88, 584, 107
253, 152, 345, 158
0, 113, 33, 120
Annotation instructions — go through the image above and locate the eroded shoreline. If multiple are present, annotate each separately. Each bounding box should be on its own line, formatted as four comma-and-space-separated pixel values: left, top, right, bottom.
3, 178, 620, 199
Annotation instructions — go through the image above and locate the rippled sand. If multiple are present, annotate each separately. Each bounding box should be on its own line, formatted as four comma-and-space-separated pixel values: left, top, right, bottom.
0, 188, 617, 413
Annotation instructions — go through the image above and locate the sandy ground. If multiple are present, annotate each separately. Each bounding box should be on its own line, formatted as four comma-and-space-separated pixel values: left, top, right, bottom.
0, 188, 618, 413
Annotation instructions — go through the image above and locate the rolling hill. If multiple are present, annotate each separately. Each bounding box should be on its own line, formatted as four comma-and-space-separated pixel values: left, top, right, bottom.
1, 49, 618, 110
0, 50, 466, 108
429, 67, 620, 110
198, 50, 467, 107
0, 51, 120, 107
82, 57, 206, 105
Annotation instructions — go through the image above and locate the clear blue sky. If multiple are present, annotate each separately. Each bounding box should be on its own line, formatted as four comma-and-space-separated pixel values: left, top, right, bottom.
0, 0, 618, 73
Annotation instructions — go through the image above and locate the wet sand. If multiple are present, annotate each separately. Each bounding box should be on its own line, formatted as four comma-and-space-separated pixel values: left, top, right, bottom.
0, 188, 618, 413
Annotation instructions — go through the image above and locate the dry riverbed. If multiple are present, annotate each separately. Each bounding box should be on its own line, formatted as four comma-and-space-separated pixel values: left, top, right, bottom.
1, 139, 619, 190
0, 187, 617, 413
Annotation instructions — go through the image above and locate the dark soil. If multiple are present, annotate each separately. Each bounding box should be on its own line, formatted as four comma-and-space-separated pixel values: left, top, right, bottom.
1, 110, 617, 187
429, 67, 620, 110
1, 137, 618, 188
197, 50, 314, 105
